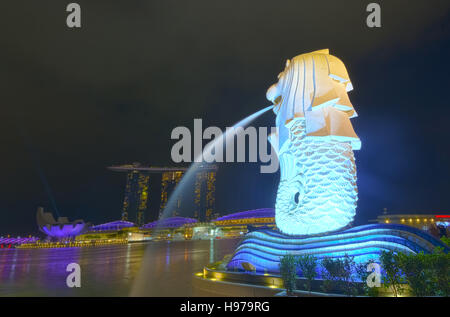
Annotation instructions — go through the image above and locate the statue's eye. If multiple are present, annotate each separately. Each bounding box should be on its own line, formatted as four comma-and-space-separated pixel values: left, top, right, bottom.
294, 192, 300, 204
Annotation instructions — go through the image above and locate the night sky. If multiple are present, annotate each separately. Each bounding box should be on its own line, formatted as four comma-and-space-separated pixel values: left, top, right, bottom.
2, 1, 449, 235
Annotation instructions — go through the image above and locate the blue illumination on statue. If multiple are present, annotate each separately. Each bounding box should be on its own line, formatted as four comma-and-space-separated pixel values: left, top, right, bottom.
267, 49, 360, 235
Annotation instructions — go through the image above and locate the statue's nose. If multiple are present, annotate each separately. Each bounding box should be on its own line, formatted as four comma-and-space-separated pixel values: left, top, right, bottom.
266, 84, 278, 103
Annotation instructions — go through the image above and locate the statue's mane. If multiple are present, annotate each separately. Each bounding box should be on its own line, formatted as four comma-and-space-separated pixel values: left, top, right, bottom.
277, 49, 357, 121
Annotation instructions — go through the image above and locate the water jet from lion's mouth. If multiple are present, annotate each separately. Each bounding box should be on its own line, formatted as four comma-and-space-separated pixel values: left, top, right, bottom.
130, 105, 273, 295
160, 104, 274, 221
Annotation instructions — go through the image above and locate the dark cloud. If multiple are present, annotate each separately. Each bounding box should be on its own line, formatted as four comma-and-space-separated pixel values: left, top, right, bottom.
1, 0, 449, 234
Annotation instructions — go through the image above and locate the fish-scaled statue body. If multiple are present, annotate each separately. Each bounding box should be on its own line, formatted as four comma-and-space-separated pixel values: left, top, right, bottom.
267, 49, 361, 235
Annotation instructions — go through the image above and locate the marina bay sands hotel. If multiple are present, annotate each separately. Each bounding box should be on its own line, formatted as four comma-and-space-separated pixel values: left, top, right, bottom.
108, 163, 217, 226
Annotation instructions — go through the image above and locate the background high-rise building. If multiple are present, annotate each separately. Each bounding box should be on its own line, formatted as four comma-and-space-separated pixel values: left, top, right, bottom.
108, 163, 217, 225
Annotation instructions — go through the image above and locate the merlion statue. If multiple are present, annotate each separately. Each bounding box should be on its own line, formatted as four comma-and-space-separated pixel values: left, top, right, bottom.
267, 49, 361, 236
224, 50, 448, 275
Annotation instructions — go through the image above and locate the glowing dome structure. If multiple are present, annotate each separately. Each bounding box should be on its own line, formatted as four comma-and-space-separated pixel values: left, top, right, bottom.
142, 217, 198, 229
266, 49, 360, 235
89, 220, 136, 232
36, 207, 87, 240
213, 208, 274, 225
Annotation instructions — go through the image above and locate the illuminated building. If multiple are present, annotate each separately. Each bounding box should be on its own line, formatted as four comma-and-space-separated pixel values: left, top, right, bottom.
109, 164, 188, 226
76, 220, 140, 243
116, 167, 151, 226
194, 165, 218, 221
212, 208, 276, 238
18, 240, 128, 249
89, 220, 137, 231
141, 217, 198, 240
0, 237, 39, 248
109, 163, 217, 224
142, 216, 197, 229
137, 174, 150, 226
36, 207, 88, 241
160, 170, 184, 218
117, 171, 150, 225
374, 214, 450, 238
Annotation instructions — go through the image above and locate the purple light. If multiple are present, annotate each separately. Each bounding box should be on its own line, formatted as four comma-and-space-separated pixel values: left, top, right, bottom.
89, 220, 136, 232
0, 237, 39, 245
142, 217, 198, 229
213, 208, 275, 222
41, 223, 86, 238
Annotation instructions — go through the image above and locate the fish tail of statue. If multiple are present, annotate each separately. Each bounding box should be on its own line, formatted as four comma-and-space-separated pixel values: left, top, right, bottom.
274, 118, 357, 235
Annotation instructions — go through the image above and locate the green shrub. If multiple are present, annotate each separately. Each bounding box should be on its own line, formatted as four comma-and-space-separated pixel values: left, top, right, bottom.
296, 254, 317, 292
396, 252, 433, 296
320, 255, 356, 295
380, 251, 405, 297
441, 236, 450, 247
430, 248, 450, 296
380, 251, 404, 297
397, 248, 449, 296
279, 254, 298, 295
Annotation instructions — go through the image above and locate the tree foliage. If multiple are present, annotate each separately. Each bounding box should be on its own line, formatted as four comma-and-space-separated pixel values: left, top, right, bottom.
379, 251, 404, 297
441, 236, 450, 247
320, 255, 357, 295
396, 248, 449, 296
296, 254, 317, 292
278, 249, 449, 297
279, 254, 297, 296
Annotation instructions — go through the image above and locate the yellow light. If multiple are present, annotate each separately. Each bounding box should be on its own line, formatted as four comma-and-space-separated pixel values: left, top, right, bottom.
268, 285, 278, 289
210, 278, 217, 281
214, 273, 224, 279
195, 272, 203, 277
401, 219, 405, 223
409, 219, 413, 223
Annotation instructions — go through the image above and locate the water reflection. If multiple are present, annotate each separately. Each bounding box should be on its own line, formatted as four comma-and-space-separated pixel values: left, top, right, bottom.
166, 242, 171, 267
209, 239, 214, 264
131, 239, 239, 296
0, 243, 145, 296
0, 239, 239, 296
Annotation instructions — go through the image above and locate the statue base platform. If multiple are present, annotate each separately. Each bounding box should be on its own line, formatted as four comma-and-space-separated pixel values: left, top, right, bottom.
226, 224, 449, 274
